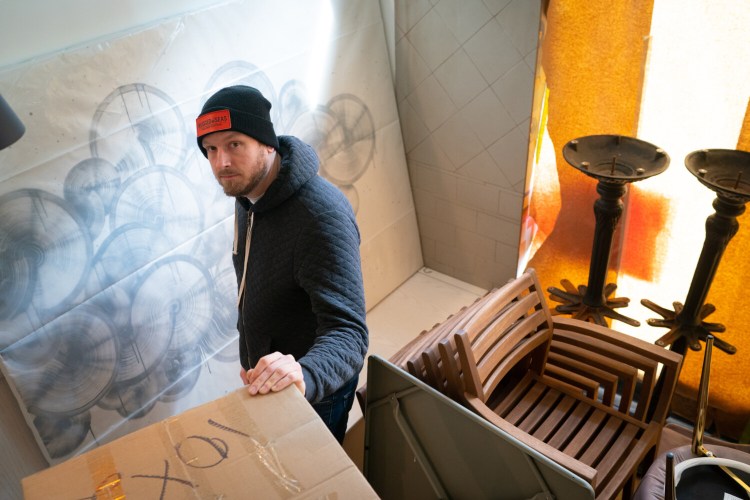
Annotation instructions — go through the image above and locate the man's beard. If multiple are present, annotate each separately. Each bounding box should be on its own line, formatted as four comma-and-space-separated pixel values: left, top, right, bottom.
218, 152, 270, 198
220, 175, 262, 197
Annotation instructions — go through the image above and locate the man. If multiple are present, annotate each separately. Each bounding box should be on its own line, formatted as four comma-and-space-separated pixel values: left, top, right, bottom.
195, 85, 368, 443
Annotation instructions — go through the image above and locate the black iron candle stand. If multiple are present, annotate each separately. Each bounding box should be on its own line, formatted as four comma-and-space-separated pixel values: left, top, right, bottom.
642, 149, 750, 355
548, 135, 669, 327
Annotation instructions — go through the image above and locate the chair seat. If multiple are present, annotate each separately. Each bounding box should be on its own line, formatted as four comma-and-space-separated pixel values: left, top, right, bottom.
488, 370, 653, 496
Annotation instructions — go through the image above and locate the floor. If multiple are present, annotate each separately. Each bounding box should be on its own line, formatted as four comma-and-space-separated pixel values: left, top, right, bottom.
359, 266, 487, 389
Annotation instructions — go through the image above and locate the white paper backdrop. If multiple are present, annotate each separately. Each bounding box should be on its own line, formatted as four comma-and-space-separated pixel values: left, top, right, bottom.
0, 0, 421, 464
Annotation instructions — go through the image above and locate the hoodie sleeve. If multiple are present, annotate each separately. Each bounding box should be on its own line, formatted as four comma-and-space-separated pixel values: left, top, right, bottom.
294, 207, 369, 403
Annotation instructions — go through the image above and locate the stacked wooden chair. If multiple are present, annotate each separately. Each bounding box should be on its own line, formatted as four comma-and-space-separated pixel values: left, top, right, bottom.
365, 268, 684, 500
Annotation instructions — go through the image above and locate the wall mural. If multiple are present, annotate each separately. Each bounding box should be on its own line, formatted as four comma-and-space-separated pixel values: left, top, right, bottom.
0, 0, 418, 464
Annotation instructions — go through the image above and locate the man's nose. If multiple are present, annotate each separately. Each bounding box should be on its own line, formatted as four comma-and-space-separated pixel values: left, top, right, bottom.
215, 148, 231, 167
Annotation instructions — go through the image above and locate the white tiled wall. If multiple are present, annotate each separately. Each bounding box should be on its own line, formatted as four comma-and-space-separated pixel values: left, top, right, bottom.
394, 0, 540, 289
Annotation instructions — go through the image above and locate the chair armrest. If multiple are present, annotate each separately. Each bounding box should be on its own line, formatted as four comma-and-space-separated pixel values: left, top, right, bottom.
551, 316, 683, 367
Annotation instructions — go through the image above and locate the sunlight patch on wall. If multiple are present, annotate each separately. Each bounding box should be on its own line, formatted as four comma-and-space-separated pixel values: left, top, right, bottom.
304, 0, 334, 110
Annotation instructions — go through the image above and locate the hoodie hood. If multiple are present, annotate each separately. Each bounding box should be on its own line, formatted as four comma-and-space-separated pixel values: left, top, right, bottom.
237, 135, 319, 212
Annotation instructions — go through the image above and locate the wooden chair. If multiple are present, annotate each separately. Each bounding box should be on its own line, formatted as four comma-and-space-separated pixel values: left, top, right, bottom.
438, 268, 684, 500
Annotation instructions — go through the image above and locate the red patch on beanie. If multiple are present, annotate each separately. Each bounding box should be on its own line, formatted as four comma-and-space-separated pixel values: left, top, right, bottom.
196, 109, 231, 137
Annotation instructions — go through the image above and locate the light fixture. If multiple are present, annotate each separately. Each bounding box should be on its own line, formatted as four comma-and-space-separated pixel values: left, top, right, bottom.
0, 93, 25, 150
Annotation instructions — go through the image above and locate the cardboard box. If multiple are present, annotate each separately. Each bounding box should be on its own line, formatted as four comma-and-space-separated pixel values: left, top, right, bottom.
22, 386, 378, 499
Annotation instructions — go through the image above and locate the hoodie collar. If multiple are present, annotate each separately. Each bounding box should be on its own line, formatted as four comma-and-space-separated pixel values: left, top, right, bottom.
236, 135, 320, 212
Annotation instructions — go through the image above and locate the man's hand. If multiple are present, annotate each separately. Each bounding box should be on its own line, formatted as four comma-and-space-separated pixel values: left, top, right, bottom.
244, 352, 306, 397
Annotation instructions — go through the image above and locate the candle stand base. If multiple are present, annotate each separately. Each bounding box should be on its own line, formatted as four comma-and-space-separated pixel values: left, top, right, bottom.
640, 298, 736, 355
548, 279, 640, 327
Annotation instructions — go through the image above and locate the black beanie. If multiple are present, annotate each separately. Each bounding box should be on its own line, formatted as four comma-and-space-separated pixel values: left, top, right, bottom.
196, 85, 279, 157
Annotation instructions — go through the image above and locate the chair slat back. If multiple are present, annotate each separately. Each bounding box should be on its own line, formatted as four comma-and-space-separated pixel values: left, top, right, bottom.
452, 269, 554, 401
471, 293, 545, 362
475, 309, 550, 394
551, 317, 682, 423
